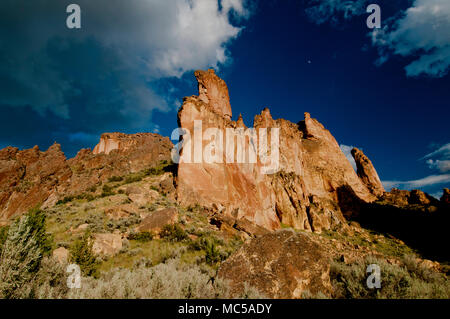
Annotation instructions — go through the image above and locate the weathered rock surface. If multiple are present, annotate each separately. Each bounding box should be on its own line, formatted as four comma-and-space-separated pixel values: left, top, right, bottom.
66, 133, 172, 195
176, 69, 378, 233
92, 233, 123, 256
0, 133, 173, 221
105, 204, 137, 220
124, 184, 160, 207
195, 69, 232, 120
0, 143, 72, 221
52, 247, 69, 264
218, 229, 332, 298
380, 188, 439, 207
351, 147, 385, 197
136, 207, 178, 234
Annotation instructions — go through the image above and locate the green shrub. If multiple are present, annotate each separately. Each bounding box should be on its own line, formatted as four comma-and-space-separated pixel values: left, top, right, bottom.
129, 231, 154, 242
25, 208, 53, 256
56, 196, 74, 205
69, 231, 99, 278
0, 225, 8, 255
191, 236, 228, 265
66, 258, 264, 299
108, 176, 124, 183
124, 175, 143, 184
331, 255, 450, 299
0, 210, 50, 298
160, 224, 188, 242
56, 193, 96, 204
101, 184, 115, 197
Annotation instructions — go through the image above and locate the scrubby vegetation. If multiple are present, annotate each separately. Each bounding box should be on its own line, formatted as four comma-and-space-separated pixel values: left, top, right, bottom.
66, 258, 263, 299
69, 231, 99, 278
1, 163, 448, 299
331, 255, 450, 299
0, 208, 54, 298
160, 224, 189, 242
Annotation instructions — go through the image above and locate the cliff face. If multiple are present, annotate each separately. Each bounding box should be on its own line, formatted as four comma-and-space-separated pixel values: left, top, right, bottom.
176, 69, 379, 233
0, 143, 71, 223
0, 133, 173, 222
0, 70, 388, 234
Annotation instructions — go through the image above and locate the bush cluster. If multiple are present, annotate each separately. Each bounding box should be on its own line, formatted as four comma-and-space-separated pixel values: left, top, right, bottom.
331, 255, 450, 299
160, 224, 189, 242
0, 208, 53, 298
69, 231, 99, 278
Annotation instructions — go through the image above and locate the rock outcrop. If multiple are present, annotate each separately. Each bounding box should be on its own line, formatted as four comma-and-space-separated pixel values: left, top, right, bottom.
52, 247, 69, 264
92, 233, 123, 256
0, 143, 72, 222
380, 188, 439, 207
176, 69, 379, 233
351, 147, 385, 197
136, 207, 178, 234
0, 133, 173, 222
218, 229, 332, 298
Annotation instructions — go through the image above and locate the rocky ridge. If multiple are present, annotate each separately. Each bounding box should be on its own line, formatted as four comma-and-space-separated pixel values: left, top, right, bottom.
176, 69, 380, 233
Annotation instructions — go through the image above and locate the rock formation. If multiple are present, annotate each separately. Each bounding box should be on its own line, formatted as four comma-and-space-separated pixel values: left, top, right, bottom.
380, 188, 439, 207
351, 147, 385, 197
218, 229, 332, 298
0, 133, 173, 222
176, 69, 379, 233
136, 207, 178, 234
0, 143, 72, 222
92, 233, 123, 256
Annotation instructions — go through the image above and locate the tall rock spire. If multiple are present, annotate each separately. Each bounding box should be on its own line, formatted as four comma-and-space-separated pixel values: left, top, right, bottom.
351, 147, 385, 197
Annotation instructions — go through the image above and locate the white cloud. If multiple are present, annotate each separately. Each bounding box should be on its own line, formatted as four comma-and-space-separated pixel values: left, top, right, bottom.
372, 0, 450, 77
0, 0, 250, 117
422, 143, 450, 173
383, 174, 450, 190
305, 0, 450, 77
426, 159, 450, 173
383, 143, 450, 191
340, 144, 357, 171
422, 143, 450, 160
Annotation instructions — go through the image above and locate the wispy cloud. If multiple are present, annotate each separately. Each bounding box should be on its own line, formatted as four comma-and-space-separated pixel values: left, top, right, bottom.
0, 0, 251, 119
383, 143, 450, 191
383, 174, 450, 190
305, 0, 368, 26
372, 0, 450, 77
421, 143, 450, 161
421, 143, 450, 173
305, 0, 450, 78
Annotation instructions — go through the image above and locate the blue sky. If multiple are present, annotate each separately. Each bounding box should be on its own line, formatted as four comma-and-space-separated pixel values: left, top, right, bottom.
0, 0, 449, 198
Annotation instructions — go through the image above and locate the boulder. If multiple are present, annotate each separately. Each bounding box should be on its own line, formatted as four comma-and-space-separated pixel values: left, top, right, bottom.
105, 204, 137, 220
69, 223, 89, 234
136, 207, 178, 234
52, 247, 69, 264
126, 186, 159, 207
158, 173, 176, 198
218, 229, 332, 298
92, 233, 123, 256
